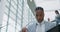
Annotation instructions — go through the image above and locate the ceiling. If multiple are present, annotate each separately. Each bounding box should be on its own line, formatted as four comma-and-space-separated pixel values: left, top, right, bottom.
34, 0, 60, 11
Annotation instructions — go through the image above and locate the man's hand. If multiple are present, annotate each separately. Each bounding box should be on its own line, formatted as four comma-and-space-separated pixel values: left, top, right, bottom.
21, 27, 27, 32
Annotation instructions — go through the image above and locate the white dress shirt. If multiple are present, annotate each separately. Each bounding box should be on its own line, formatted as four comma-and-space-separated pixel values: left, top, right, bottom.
36, 21, 45, 32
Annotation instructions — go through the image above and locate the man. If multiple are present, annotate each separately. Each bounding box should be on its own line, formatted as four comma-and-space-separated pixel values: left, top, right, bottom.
21, 7, 56, 32
55, 10, 60, 25
48, 18, 50, 22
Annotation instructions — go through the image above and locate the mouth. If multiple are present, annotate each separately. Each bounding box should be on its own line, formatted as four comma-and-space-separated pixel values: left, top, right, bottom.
38, 19, 43, 21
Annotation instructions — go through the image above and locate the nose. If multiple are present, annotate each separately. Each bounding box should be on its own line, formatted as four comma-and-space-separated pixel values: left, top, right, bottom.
37, 16, 41, 20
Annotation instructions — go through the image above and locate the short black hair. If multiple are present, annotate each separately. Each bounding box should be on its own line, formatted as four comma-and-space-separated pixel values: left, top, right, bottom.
55, 10, 58, 12
35, 7, 44, 11
55, 10, 59, 14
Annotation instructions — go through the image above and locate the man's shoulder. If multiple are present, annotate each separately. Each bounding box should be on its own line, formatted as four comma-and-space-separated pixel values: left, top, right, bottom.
44, 21, 56, 31
44, 21, 56, 24
44, 21, 56, 28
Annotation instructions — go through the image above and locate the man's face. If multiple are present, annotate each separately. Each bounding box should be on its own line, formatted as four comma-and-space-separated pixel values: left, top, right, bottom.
36, 10, 44, 23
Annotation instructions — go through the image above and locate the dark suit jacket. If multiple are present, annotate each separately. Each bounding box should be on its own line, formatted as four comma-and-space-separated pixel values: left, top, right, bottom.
47, 25, 60, 32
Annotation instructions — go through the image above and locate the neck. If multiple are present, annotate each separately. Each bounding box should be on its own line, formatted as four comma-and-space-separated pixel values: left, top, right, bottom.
37, 21, 44, 25
39, 22, 42, 23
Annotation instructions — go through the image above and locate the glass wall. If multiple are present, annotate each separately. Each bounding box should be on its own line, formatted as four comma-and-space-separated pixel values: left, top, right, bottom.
1, 0, 36, 32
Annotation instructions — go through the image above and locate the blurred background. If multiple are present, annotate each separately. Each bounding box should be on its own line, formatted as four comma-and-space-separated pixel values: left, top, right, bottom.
0, 0, 60, 32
